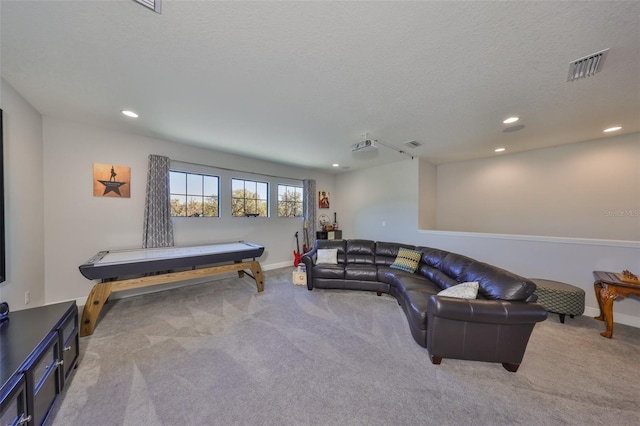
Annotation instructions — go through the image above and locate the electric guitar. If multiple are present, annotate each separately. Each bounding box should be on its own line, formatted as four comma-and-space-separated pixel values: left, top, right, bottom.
293, 231, 303, 267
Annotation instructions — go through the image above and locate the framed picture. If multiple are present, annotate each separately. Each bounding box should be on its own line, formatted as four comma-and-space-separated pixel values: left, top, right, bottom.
93, 163, 131, 197
319, 191, 330, 209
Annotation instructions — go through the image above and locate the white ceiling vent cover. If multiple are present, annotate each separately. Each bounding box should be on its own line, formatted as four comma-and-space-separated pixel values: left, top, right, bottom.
403, 140, 422, 148
567, 48, 609, 81
134, 0, 162, 14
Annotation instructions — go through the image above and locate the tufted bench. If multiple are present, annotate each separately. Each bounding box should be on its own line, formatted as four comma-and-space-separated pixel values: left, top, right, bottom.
530, 278, 585, 323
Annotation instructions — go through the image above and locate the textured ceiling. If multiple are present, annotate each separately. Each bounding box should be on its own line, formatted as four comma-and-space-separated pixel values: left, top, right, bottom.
1, 1, 639, 172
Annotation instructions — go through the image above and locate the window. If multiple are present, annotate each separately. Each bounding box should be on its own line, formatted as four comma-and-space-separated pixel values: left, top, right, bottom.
232, 178, 268, 217
278, 185, 303, 217
170, 171, 219, 217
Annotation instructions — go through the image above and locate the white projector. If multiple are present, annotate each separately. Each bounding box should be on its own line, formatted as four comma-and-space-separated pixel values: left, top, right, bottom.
351, 139, 378, 152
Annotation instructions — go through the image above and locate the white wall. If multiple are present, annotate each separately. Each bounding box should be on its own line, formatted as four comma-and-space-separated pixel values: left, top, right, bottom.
436, 133, 640, 240
336, 157, 640, 328
420, 231, 639, 328
42, 117, 334, 305
333, 158, 419, 240
0, 78, 46, 310
418, 158, 437, 230
2, 77, 638, 330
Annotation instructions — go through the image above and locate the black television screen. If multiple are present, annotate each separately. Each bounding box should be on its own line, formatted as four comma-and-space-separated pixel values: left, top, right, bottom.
0, 108, 5, 283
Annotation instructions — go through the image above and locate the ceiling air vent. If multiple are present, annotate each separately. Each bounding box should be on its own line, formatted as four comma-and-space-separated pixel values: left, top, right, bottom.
567, 48, 609, 81
134, 0, 162, 14
403, 140, 422, 148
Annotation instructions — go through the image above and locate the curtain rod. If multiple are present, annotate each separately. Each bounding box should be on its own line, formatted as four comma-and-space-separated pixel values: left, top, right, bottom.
170, 158, 306, 182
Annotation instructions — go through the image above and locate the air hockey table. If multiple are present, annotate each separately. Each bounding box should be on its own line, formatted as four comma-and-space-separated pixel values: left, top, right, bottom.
78, 241, 265, 336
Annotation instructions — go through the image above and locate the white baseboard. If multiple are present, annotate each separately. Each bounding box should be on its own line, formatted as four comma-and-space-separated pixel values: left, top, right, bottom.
583, 306, 640, 328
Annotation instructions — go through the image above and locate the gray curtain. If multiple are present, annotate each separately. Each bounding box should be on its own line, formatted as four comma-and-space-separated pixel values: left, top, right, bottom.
142, 154, 174, 248
303, 179, 317, 251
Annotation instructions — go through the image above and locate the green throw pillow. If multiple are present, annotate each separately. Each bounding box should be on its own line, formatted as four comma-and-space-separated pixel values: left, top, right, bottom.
390, 248, 422, 273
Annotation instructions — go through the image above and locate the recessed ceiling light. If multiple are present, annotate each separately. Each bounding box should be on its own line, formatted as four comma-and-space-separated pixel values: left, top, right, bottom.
495, 147, 506, 153
503, 117, 519, 124
122, 110, 139, 118
603, 126, 622, 133
332, 163, 340, 167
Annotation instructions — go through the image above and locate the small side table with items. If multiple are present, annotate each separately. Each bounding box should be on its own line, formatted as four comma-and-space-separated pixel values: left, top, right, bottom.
317, 213, 342, 240
593, 270, 640, 338
316, 230, 342, 240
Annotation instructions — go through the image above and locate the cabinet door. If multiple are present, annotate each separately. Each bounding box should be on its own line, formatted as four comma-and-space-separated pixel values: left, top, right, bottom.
0, 375, 29, 426
58, 307, 79, 387
327, 230, 342, 240
24, 332, 60, 426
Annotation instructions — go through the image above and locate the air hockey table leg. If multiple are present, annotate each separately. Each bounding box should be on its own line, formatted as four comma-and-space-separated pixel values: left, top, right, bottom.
80, 282, 113, 337
250, 261, 264, 292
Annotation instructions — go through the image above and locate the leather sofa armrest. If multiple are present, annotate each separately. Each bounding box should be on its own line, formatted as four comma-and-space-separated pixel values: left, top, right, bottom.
427, 296, 548, 325
302, 247, 317, 268
302, 248, 317, 290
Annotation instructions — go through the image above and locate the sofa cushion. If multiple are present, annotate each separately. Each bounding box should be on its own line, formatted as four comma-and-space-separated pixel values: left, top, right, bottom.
375, 266, 435, 291
438, 253, 475, 281
419, 247, 450, 268
401, 287, 440, 331
461, 262, 536, 301
345, 264, 378, 281
437, 281, 479, 299
390, 248, 422, 273
375, 242, 416, 266
346, 240, 375, 264
316, 249, 338, 265
416, 264, 459, 290
313, 265, 345, 279
378, 265, 403, 286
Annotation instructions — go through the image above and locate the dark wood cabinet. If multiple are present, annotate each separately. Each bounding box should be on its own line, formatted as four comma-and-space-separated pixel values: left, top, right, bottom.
316, 230, 342, 240
58, 310, 79, 387
0, 374, 28, 426
0, 301, 79, 426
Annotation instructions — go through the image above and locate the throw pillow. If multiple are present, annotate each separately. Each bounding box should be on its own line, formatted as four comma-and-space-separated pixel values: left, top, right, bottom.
437, 281, 479, 299
390, 248, 422, 273
316, 248, 338, 265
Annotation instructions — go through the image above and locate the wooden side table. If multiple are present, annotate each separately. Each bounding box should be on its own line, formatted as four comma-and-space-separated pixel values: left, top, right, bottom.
316, 230, 342, 240
593, 271, 640, 338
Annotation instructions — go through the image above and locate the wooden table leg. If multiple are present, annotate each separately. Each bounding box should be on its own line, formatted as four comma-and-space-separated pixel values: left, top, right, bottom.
250, 261, 264, 292
80, 261, 265, 336
80, 282, 113, 337
599, 286, 618, 339
235, 260, 245, 278
594, 280, 605, 321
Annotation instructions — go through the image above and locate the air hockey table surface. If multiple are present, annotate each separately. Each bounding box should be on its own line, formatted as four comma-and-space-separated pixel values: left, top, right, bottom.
79, 241, 265, 280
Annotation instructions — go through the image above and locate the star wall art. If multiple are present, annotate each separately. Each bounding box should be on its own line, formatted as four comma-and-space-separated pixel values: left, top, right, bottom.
93, 163, 131, 198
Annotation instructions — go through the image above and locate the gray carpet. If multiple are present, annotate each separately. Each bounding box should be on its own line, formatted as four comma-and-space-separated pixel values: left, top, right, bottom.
49, 267, 640, 425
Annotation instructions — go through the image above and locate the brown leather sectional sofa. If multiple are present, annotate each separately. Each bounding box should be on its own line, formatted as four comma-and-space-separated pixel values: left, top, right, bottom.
302, 239, 547, 372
